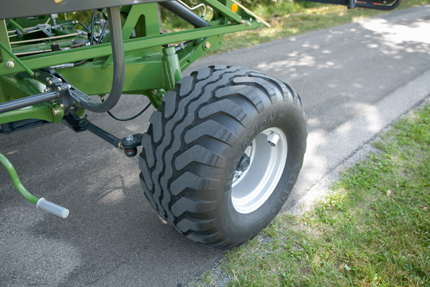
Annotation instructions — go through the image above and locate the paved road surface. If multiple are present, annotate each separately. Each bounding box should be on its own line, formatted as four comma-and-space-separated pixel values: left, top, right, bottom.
1, 5, 429, 287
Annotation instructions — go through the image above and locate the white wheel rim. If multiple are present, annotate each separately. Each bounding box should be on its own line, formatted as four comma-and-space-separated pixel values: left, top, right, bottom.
231, 127, 288, 214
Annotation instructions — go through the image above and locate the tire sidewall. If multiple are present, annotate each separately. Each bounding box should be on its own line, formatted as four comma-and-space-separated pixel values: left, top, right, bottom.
217, 100, 307, 245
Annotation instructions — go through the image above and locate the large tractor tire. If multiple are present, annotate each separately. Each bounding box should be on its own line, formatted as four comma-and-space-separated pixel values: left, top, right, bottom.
139, 66, 307, 249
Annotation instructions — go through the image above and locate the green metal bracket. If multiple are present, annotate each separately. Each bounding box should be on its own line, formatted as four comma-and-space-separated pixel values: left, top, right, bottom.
202, 0, 243, 23
146, 88, 165, 109
0, 41, 34, 76
162, 46, 181, 91
0, 20, 11, 63
0, 104, 55, 124
7, 19, 25, 34
0, 21, 261, 76
102, 3, 161, 69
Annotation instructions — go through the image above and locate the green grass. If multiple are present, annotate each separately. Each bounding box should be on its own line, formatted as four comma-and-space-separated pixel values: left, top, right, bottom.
190, 104, 430, 286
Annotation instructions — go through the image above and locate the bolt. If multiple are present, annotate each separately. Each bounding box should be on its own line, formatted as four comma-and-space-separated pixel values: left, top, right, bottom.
34, 72, 40, 77
44, 87, 52, 92
126, 135, 134, 142
57, 86, 62, 92
52, 107, 61, 116
267, 133, 280, 147
204, 42, 211, 50
48, 80, 54, 85
227, 21, 231, 25
246, 21, 251, 27
58, 78, 62, 82
60, 104, 65, 109
53, 0, 64, 4
152, 90, 157, 95
237, 155, 251, 172
6, 61, 15, 69
68, 84, 71, 89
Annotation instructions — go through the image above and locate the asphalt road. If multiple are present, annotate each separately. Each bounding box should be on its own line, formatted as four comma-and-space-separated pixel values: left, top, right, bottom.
1, 5, 429, 287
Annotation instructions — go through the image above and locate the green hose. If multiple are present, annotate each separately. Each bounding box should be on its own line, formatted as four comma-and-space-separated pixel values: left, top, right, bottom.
0, 152, 39, 205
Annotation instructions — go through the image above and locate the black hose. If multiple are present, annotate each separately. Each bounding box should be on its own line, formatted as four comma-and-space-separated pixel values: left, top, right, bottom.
89, 9, 97, 46
107, 103, 151, 121
75, 20, 89, 32
98, 21, 109, 44
78, 6, 124, 113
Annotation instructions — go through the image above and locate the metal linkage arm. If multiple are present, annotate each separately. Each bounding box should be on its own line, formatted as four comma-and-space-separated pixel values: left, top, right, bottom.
0, 91, 60, 114
64, 114, 143, 157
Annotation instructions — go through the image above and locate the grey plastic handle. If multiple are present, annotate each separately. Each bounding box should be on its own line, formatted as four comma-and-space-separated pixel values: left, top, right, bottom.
36, 198, 69, 218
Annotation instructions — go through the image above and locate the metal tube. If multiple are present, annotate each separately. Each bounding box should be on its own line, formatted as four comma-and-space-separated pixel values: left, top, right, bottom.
0, 152, 39, 205
0, 152, 69, 218
81, 120, 122, 148
79, 6, 125, 113
10, 33, 80, 45
6, 19, 25, 33
160, 1, 209, 28
0, 91, 59, 114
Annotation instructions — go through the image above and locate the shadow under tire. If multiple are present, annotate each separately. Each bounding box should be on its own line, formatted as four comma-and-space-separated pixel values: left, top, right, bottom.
139, 66, 307, 249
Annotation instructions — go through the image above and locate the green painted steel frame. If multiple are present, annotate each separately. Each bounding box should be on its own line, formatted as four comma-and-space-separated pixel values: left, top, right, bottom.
0, 0, 261, 125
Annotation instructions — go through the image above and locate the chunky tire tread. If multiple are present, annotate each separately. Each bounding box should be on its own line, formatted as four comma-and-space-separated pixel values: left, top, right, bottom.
140, 66, 306, 249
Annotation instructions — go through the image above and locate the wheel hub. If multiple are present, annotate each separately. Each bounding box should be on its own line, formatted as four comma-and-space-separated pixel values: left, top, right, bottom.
231, 127, 288, 214
237, 154, 251, 172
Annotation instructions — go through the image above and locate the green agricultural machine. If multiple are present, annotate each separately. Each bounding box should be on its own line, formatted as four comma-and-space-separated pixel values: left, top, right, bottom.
0, 0, 400, 249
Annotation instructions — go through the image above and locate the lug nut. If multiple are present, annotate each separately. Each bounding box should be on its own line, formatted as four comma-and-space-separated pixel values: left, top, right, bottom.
238, 155, 251, 172
267, 133, 280, 147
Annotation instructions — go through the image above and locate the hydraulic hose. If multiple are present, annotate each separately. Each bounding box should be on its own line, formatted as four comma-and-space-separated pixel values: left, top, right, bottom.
79, 6, 125, 113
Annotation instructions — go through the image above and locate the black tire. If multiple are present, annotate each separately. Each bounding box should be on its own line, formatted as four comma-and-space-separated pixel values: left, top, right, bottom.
139, 66, 307, 249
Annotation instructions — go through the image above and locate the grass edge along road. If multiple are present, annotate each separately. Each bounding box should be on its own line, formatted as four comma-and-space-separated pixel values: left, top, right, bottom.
203, 0, 430, 56
190, 102, 430, 286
